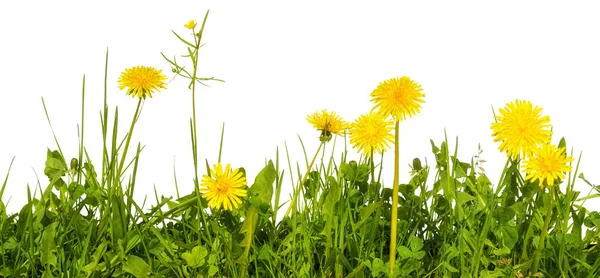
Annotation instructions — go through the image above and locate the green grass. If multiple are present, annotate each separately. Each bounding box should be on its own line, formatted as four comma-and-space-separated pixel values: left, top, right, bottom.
1, 11, 600, 278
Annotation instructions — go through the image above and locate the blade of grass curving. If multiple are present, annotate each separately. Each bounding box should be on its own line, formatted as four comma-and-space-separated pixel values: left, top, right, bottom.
26, 185, 35, 267
41, 97, 67, 168
0, 157, 15, 199
272, 147, 282, 224
218, 122, 225, 163
284, 141, 296, 191
101, 49, 109, 187
125, 143, 142, 220
284, 139, 323, 219
568, 150, 582, 195
173, 158, 180, 198
298, 135, 309, 170
109, 107, 119, 186
78, 75, 86, 187
151, 185, 169, 235
171, 30, 196, 49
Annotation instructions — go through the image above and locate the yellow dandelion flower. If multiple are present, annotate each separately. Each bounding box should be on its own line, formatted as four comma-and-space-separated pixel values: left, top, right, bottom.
118, 66, 167, 99
349, 111, 394, 156
371, 76, 425, 121
307, 110, 347, 142
491, 100, 552, 160
524, 143, 573, 187
184, 20, 197, 30
200, 162, 248, 210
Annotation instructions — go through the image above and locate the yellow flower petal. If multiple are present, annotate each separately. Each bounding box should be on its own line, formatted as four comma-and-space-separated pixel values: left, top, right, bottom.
491, 99, 552, 159
524, 143, 573, 188
349, 111, 394, 156
118, 66, 167, 99
306, 110, 347, 142
200, 162, 247, 210
371, 76, 425, 121
184, 20, 197, 29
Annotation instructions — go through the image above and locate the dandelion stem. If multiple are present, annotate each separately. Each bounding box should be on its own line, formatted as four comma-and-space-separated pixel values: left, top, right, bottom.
284, 142, 324, 219
117, 98, 142, 178
389, 120, 400, 275
531, 185, 555, 274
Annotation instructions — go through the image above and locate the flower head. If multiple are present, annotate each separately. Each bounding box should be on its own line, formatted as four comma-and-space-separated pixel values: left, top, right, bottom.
524, 143, 573, 187
349, 111, 394, 156
184, 20, 197, 29
371, 76, 425, 121
491, 100, 552, 160
118, 66, 167, 99
200, 162, 248, 210
307, 110, 347, 142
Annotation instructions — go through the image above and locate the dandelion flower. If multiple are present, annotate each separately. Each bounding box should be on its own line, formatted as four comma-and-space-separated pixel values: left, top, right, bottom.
524, 143, 573, 187
184, 20, 197, 29
371, 76, 425, 120
491, 100, 552, 160
118, 66, 167, 99
307, 110, 347, 142
349, 111, 394, 156
200, 163, 247, 210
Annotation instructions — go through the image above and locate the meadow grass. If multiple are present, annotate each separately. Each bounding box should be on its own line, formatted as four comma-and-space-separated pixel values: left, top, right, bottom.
1, 11, 600, 278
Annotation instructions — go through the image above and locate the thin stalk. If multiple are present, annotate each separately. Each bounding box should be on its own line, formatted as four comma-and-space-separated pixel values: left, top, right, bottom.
78, 75, 85, 186
186, 11, 213, 244
117, 98, 142, 178
531, 185, 555, 274
389, 120, 400, 275
284, 142, 324, 219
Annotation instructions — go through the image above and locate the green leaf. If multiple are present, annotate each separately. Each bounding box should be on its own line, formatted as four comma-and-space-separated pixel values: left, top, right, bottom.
456, 191, 475, 205
408, 236, 424, 252
171, 30, 196, 49
42, 269, 55, 278
499, 225, 518, 249
492, 246, 511, 256
249, 161, 276, 205
123, 255, 151, 278
370, 258, 386, 276
558, 137, 566, 151
442, 262, 459, 273
323, 177, 341, 218
493, 207, 515, 224
356, 202, 380, 227
208, 265, 219, 276
0, 267, 13, 277
444, 245, 460, 260
340, 162, 355, 181
181, 245, 208, 268
41, 222, 58, 267
397, 246, 412, 259
355, 163, 371, 183
236, 206, 258, 266
43, 149, 67, 180
258, 245, 271, 261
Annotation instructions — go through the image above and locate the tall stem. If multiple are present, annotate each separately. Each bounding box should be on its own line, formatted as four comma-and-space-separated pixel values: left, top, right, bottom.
531, 185, 555, 274
117, 98, 142, 178
284, 142, 324, 219
389, 120, 400, 275
189, 11, 213, 244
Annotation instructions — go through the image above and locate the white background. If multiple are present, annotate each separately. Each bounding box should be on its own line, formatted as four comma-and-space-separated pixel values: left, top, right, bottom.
1, 2, 599, 214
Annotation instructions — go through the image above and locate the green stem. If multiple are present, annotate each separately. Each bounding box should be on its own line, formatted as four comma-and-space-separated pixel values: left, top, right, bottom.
189, 11, 213, 244
531, 185, 555, 274
283, 142, 324, 219
389, 120, 400, 275
117, 98, 142, 178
